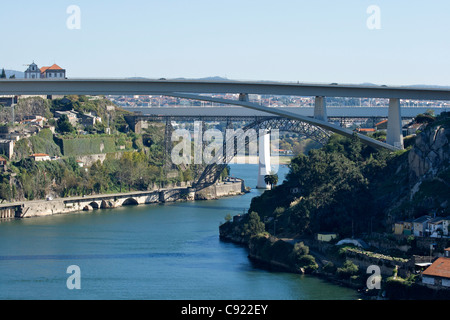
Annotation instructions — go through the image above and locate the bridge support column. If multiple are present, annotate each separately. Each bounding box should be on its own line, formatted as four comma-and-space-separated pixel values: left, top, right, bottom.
386, 98, 404, 149
163, 119, 173, 172
238, 93, 249, 102
314, 96, 327, 122
257, 130, 271, 189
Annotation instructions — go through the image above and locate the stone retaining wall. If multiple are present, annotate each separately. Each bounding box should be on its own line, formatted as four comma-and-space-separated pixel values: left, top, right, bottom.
4, 179, 245, 219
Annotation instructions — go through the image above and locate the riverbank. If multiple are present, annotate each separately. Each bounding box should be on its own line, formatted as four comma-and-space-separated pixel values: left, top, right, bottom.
219, 218, 367, 297
0, 178, 246, 219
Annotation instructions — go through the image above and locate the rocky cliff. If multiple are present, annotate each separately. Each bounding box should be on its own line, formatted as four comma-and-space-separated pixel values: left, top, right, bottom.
391, 114, 450, 217
408, 122, 449, 182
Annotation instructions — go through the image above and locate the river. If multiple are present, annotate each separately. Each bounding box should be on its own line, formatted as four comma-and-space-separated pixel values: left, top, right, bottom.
0, 164, 359, 300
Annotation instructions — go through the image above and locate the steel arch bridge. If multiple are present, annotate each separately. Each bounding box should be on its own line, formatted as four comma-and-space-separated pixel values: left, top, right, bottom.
194, 117, 331, 188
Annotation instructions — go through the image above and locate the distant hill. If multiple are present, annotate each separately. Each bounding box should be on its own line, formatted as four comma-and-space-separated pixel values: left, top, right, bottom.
172, 76, 229, 81
3, 70, 24, 79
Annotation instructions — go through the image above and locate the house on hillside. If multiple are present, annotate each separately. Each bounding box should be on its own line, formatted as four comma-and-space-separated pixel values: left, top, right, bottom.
316, 232, 338, 242
24, 62, 66, 79
393, 219, 413, 236
24, 62, 41, 79
40, 64, 66, 79
375, 120, 388, 131
422, 249, 450, 289
78, 112, 102, 127
54, 110, 78, 126
355, 128, 376, 135
404, 122, 426, 136
30, 153, 51, 162
20, 116, 47, 128
0, 140, 14, 159
427, 216, 450, 238
413, 215, 432, 237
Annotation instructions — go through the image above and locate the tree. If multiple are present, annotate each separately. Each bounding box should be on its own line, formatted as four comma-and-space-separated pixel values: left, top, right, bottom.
264, 172, 278, 189
0, 69, 6, 79
56, 115, 74, 134
243, 211, 265, 238
337, 260, 359, 280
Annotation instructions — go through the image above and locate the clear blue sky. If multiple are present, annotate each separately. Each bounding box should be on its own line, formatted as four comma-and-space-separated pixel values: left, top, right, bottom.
1, 0, 450, 86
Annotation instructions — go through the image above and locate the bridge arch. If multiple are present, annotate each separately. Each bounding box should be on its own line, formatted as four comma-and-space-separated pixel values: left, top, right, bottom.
122, 198, 139, 206
89, 201, 100, 210
194, 117, 331, 188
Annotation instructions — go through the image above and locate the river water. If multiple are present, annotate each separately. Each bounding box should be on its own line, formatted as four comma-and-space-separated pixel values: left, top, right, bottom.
0, 164, 358, 300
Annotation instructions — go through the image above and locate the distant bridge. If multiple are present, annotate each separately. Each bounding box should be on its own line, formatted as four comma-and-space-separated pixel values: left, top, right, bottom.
123, 106, 445, 120
123, 106, 443, 130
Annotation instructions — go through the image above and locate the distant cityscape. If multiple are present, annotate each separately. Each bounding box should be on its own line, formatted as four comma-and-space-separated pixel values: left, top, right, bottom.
107, 94, 450, 109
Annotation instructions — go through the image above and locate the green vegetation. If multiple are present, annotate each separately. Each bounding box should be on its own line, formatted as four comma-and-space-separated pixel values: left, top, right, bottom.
1, 149, 177, 201
0, 95, 210, 202
50, 95, 132, 134
28, 129, 62, 157
278, 133, 321, 156
56, 135, 117, 156
249, 235, 318, 273
336, 260, 359, 280
248, 133, 396, 238
383, 274, 450, 300
263, 172, 278, 189
56, 115, 75, 134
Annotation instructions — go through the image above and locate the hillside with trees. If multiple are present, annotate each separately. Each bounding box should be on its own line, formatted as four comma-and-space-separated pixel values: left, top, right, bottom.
242, 112, 450, 240
220, 112, 450, 279
0, 95, 209, 202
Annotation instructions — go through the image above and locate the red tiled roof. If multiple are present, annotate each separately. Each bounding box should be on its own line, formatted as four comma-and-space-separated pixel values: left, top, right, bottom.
40, 64, 63, 73
423, 257, 450, 279
47, 64, 63, 70
31, 153, 49, 157
357, 128, 376, 132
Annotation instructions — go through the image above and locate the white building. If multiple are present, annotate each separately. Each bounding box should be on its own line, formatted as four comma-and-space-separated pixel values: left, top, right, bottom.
24, 62, 41, 79
24, 62, 66, 79
427, 216, 450, 238
30, 153, 51, 162
40, 64, 66, 79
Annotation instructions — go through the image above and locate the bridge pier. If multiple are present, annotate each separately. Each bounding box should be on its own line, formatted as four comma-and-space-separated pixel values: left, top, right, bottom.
386, 98, 404, 149
256, 130, 271, 189
314, 96, 328, 122
238, 93, 249, 102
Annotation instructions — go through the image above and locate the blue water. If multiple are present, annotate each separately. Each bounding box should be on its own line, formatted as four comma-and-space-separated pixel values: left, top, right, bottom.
0, 164, 358, 300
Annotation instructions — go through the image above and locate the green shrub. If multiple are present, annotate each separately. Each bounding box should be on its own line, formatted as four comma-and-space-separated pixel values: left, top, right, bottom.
337, 260, 359, 279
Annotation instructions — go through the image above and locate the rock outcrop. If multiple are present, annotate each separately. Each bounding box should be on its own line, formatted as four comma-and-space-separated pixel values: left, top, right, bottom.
405, 118, 450, 213
408, 125, 449, 181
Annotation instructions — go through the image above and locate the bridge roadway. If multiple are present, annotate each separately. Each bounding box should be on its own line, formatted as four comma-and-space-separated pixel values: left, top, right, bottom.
2, 78, 450, 100
2, 78, 450, 150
